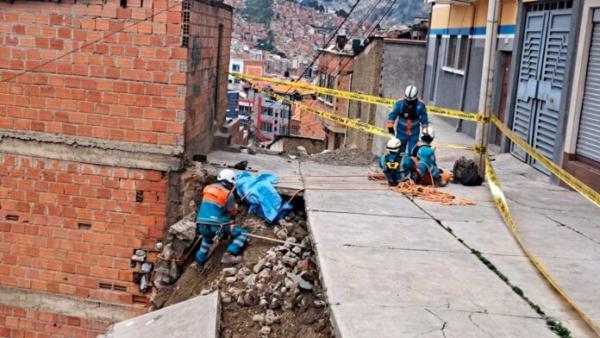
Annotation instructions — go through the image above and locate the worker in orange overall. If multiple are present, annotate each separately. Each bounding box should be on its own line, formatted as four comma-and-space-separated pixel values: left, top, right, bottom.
195, 169, 249, 268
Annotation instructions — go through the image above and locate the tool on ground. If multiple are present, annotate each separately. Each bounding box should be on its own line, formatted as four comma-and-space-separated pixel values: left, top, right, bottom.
244, 233, 305, 249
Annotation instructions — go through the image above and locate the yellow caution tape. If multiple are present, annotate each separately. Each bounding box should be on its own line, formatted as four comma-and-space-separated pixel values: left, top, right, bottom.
485, 155, 600, 336
491, 115, 600, 208
230, 72, 484, 122
238, 76, 475, 152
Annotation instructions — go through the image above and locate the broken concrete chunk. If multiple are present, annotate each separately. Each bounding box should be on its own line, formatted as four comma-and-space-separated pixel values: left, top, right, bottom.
221, 292, 232, 304
259, 326, 271, 335
225, 276, 237, 284
286, 272, 313, 290
253, 260, 266, 274
222, 267, 237, 277
252, 314, 265, 323
243, 274, 257, 288
264, 310, 280, 325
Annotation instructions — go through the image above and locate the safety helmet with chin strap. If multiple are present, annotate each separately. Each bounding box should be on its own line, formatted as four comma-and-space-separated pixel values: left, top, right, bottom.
386, 138, 402, 152
217, 169, 237, 186
405, 85, 419, 102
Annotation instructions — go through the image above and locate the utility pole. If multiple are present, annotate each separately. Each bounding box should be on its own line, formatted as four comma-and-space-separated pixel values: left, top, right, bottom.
474, 0, 501, 176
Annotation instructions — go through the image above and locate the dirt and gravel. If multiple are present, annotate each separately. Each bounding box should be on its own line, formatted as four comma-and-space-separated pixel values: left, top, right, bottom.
308, 148, 378, 166
151, 200, 334, 338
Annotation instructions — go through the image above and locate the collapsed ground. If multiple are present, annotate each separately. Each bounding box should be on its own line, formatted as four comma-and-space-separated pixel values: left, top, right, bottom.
151, 190, 333, 338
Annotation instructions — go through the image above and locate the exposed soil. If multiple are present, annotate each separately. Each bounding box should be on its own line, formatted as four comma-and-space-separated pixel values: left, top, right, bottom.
308, 148, 378, 166
152, 200, 333, 338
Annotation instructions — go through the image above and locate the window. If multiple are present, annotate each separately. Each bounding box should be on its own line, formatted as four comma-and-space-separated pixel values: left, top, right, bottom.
318, 73, 334, 104
232, 64, 241, 72
261, 122, 272, 132
443, 35, 469, 73
262, 107, 273, 116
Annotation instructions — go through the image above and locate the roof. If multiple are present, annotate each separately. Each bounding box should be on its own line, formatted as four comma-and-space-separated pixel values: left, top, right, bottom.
292, 100, 326, 140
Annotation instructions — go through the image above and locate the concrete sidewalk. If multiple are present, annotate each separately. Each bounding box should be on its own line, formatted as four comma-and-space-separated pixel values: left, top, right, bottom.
209, 119, 600, 338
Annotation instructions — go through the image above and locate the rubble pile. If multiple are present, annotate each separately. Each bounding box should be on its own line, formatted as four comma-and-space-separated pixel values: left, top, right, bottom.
151, 207, 333, 338
309, 148, 378, 166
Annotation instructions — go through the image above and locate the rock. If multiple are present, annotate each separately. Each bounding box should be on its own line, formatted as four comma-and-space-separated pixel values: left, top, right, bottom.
225, 276, 237, 284
281, 254, 298, 267
292, 246, 302, 255
237, 267, 252, 277
258, 268, 271, 280
286, 272, 313, 290
228, 287, 243, 298
313, 300, 327, 308
252, 314, 265, 323
265, 250, 277, 262
283, 300, 293, 310
222, 267, 237, 277
256, 282, 265, 290
259, 326, 271, 335
264, 310, 280, 325
284, 237, 297, 248
221, 292, 232, 304
253, 260, 266, 274
243, 290, 259, 306
259, 297, 268, 307
243, 273, 257, 287
297, 146, 308, 156
280, 287, 287, 294
269, 297, 282, 310
199, 289, 211, 296
275, 228, 288, 240
284, 277, 296, 289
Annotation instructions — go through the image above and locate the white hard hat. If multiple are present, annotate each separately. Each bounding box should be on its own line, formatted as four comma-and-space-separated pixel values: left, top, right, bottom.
422, 126, 435, 139
386, 138, 402, 152
405, 85, 418, 101
217, 169, 237, 185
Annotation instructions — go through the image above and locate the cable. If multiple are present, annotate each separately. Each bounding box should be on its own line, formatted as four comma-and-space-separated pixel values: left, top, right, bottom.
332, 0, 400, 78
0, 2, 182, 84
291, 0, 363, 84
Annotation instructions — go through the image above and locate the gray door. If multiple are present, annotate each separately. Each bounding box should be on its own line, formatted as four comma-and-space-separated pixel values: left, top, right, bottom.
512, 6, 572, 173
576, 10, 600, 162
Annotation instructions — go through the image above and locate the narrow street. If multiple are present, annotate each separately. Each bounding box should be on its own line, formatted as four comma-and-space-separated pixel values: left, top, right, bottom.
208, 116, 600, 337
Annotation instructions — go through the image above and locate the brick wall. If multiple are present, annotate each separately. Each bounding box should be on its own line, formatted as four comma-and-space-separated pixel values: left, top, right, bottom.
0, 304, 110, 338
183, 0, 233, 158
0, 154, 167, 305
0, 0, 187, 148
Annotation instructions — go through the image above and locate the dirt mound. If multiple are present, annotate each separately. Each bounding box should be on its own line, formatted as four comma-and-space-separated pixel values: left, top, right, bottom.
151, 209, 333, 338
309, 148, 378, 166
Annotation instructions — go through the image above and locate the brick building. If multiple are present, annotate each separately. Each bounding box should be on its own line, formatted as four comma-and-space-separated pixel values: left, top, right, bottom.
0, 0, 232, 335
314, 45, 353, 150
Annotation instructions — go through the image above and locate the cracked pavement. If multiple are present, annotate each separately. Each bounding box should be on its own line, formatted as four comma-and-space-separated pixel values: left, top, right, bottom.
208, 118, 600, 337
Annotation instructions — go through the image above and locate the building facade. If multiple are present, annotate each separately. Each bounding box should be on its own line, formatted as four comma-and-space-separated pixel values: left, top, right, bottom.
0, 0, 232, 335
315, 46, 353, 150
255, 95, 291, 144
346, 37, 426, 155
424, 0, 600, 192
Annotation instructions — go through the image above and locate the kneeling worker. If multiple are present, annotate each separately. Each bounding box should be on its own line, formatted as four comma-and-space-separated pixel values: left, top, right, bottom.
195, 169, 249, 268
379, 138, 417, 186
413, 128, 451, 187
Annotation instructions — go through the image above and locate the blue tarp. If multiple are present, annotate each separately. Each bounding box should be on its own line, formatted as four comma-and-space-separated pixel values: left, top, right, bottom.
236, 172, 293, 223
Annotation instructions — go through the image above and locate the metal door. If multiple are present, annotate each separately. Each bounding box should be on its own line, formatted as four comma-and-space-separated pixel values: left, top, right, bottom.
576, 11, 600, 162
512, 4, 572, 173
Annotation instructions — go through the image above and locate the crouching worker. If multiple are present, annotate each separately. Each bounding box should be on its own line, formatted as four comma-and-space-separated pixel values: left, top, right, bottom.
413, 128, 451, 187
195, 169, 249, 268
379, 138, 417, 186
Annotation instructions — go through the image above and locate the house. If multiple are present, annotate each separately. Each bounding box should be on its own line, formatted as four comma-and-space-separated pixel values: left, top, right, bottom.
314, 40, 354, 150
346, 37, 426, 155
424, 0, 599, 191
0, 0, 233, 334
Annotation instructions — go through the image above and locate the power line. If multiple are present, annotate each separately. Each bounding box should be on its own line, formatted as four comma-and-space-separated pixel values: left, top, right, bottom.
0, 2, 181, 84
291, 0, 363, 84
332, 0, 400, 78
